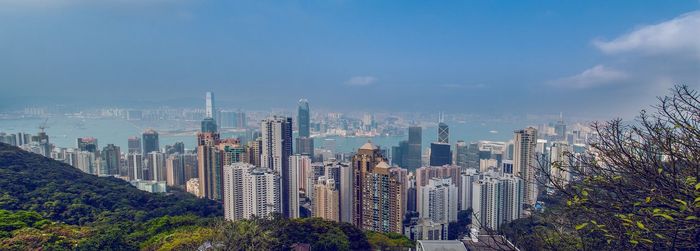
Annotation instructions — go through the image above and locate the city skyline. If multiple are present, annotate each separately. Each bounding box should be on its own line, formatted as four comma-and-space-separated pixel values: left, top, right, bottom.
1, 1, 698, 118
1, 1, 699, 249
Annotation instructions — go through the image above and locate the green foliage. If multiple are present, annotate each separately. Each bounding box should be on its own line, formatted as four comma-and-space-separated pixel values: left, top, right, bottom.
0, 143, 221, 249
366, 231, 414, 250
0, 209, 92, 250
448, 209, 472, 239
504, 85, 700, 250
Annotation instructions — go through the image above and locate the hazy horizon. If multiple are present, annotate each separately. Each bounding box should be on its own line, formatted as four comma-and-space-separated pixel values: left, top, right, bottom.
2, 1, 699, 118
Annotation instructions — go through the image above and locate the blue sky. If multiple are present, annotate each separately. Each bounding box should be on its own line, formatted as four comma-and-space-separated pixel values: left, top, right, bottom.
1, 0, 699, 118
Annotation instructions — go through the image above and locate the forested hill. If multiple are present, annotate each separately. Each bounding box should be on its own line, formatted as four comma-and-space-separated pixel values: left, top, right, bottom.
0, 142, 223, 250
0, 143, 411, 250
0, 142, 222, 225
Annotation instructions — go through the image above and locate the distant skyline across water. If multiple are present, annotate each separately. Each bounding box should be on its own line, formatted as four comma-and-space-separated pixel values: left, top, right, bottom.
0, 115, 535, 156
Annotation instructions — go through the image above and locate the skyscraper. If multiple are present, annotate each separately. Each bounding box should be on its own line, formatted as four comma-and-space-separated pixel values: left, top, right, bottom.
549, 142, 572, 188
454, 140, 468, 168
205, 91, 215, 119
76, 151, 96, 175
338, 160, 354, 223
460, 168, 479, 210
407, 126, 422, 170
77, 137, 98, 153
128, 136, 141, 154
352, 142, 406, 233
289, 154, 311, 218
438, 123, 449, 144
245, 137, 262, 167
391, 140, 409, 168
429, 142, 451, 166
513, 127, 538, 207
472, 171, 523, 231
198, 131, 223, 201
148, 152, 167, 182
173, 142, 185, 154
555, 113, 567, 141
418, 177, 458, 224
142, 129, 159, 154
261, 116, 293, 217
182, 153, 198, 181
313, 176, 340, 222
223, 163, 281, 220
223, 162, 254, 221
244, 167, 281, 219
296, 99, 314, 158
102, 144, 121, 175
166, 154, 185, 186
201, 117, 218, 133
415, 165, 462, 211
127, 153, 143, 180
298, 99, 310, 138
306, 162, 326, 202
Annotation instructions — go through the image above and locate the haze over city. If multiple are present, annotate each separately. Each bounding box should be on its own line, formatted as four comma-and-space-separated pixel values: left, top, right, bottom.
1, 1, 698, 117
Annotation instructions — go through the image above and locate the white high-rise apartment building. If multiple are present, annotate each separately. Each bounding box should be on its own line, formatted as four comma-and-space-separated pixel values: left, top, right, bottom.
223, 163, 281, 221
260, 116, 292, 217
289, 154, 311, 218
418, 177, 458, 223
549, 142, 572, 189
460, 168, 479, 210
244, 167, 280, 219
127, 153, 143, 180
223, 163, 253, 221
471, 171, 523, 231
339, 160, 353, 223
148, 152, 166, 182
513, 127, 538, 207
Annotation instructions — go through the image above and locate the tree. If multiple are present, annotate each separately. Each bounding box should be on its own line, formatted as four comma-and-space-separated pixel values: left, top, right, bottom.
525, 85, 700, 250
213, 219, 279, 251
448, 209, 472, 239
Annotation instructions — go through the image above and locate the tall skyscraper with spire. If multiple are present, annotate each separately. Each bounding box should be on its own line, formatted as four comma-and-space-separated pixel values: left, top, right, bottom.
431, 113, 451, 166
438, 113, 449, 144
261, 116, 293, 217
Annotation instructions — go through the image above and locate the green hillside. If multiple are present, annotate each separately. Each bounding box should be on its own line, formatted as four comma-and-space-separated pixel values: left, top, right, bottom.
0, 143, 411, 250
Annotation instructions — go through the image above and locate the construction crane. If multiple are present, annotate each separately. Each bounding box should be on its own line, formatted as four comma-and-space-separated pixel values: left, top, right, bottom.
38, 118, 49, 133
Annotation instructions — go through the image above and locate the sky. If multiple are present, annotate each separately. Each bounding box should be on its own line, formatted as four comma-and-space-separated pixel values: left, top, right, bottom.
1, 0, 699, 118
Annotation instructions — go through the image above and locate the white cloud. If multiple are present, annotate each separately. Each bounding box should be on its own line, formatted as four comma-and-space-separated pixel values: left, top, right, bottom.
552, 11, 700, 90
551, 65, 627, 89
345, 76, 377, 86
593, 11, 700, 59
